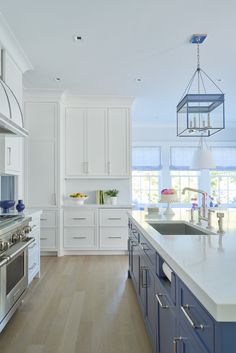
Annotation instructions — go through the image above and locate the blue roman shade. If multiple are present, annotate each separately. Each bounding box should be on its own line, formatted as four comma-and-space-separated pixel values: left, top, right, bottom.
170, 146, 197, 170
211, 147, 236, 170
132, 146, 161, 171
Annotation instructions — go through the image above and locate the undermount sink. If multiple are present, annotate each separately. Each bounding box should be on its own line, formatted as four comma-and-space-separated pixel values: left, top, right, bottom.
148, 222, 211, 236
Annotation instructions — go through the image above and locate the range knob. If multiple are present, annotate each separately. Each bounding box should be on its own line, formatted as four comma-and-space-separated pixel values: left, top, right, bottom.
24, 225, 32, 234
0, 241, 11, 251
12, 233, 19, 243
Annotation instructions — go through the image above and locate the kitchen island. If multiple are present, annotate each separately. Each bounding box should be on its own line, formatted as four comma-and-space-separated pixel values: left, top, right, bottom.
128, 208, 236, 353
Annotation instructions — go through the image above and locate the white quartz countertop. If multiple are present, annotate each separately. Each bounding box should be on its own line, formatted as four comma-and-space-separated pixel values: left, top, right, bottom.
129, 208, 236, 322
63, 203, 132, 209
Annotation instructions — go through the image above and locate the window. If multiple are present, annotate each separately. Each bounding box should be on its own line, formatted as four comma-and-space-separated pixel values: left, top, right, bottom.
132, 170, 159, 205
132, 146, 161, 205
171, 171, 199, 203
170, 147, 199, 203
210, 171, 236, 205
210, 147, 236, 206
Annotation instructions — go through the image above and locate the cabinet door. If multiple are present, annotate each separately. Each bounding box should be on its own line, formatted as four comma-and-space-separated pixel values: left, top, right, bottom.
156, 279, 176, 353
65, 108, 86, 176
27, 140, 56, 206
86, 109, 107, 175
108, 108, 130, 176
0, 137, 21, 175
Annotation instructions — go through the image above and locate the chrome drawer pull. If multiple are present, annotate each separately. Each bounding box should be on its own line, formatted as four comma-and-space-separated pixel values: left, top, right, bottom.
73, 236, 87, 239
40, 237, 48, 240
32, 224, 37, 229
107, 236, 122, 239
140, 242, 149, 251
173, 337, 183, 353
41, 218, 47, 221
72, 217, 86, 220
29, 263, 37, 271
181, 305, 205, 330
108, 217, 122, 220
156, 293, 169, 309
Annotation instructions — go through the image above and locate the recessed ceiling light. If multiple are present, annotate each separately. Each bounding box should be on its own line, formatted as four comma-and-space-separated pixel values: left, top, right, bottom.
74, 35, 83, 41
55, 77, 61, 81
135, 77, 142, 83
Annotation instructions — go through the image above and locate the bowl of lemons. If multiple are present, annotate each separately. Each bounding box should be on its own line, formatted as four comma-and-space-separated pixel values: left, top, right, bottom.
69, 193, 88, 205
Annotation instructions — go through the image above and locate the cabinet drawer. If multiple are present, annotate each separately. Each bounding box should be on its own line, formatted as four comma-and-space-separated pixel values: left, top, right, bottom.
40, 211, 56, 228
100, 227, 128, 249
64, 227, 96, 249
40, 229, 57, 249
179, 281, 214, 353
64, 210, 95, 226
100, 209, 128, 227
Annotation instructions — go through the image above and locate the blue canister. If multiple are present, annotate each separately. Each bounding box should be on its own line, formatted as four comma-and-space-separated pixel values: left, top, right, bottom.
16, 200, 25, 213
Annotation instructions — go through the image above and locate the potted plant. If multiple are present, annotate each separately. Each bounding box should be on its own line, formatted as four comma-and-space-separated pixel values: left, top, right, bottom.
105, 189, 119, 205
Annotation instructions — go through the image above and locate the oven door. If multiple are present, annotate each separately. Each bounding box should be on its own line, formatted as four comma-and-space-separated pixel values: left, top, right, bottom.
0, 247, 28, 324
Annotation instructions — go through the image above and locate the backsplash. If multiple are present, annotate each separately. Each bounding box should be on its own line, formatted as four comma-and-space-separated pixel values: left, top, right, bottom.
64, 179, 131, 204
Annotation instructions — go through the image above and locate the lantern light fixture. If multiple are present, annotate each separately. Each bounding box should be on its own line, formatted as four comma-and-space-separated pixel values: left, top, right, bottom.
177, 34, 225, 137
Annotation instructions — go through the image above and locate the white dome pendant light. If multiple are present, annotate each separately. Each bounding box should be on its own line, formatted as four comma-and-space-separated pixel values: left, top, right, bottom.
191, 136, 215, 169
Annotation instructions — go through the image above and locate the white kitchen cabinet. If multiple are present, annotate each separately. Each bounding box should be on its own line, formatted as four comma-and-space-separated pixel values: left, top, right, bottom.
0, 136, 22, 175
63, 208, 97, 250
24, 100, 59, 254
24, 102, 58, 207
87, 109, 107, 176
99, 209, 129, 250
63, 208, 130, 252
107, 108, 130, 177
65, 108, 85, 176
64, 107, 130, 178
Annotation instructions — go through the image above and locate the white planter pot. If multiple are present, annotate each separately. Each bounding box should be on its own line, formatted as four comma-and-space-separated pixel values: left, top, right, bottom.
110, 197, 118, 205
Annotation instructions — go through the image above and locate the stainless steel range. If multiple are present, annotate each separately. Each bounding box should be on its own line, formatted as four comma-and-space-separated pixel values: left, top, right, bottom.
0, 214, 34, 332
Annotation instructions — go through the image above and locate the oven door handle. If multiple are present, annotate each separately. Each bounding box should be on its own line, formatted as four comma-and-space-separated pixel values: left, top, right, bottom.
0, 256, 8, 268
8, 237, 35, 262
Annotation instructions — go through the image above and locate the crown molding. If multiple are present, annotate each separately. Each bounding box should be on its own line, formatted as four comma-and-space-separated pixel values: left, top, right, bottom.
23, 88, 64, 102
61, 92, 134, 107
0, 13, 33, 73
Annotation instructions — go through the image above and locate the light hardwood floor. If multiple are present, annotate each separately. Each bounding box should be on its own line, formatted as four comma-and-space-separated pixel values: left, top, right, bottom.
0, 256, 153, 353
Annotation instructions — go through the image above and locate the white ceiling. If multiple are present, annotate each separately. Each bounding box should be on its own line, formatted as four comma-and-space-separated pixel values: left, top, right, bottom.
0, 0, 236, 124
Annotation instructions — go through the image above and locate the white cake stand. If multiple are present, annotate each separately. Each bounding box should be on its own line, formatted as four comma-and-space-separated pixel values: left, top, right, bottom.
159, 197, 178, 216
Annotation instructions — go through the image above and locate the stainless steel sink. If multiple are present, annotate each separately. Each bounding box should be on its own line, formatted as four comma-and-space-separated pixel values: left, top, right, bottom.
148, 222, 211, 235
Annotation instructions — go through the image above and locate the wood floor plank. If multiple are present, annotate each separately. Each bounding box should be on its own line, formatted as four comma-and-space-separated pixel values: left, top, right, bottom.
0, 256, 153, 353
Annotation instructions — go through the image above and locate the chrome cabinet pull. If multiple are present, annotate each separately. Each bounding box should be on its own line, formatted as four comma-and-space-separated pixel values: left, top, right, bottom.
140, 266, 148, 288
107, 236, 122, 239
108, 217, 122, 220
140, 242, 149, 251
40, 237, 47, 240
156, 293, 169, 309
173, 337, 183, 353
72, 217, 86, 220
41, 218, 47, 221
73, 236, 86, 239
181, 305, 205, 330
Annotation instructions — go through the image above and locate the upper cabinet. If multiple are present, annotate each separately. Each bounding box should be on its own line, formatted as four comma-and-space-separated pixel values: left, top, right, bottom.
65, 107, 131, 178
24, 101, 59, 207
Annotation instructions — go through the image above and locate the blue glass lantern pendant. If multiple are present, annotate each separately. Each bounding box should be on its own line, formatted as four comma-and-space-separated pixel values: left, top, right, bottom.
177, 34, 225, 137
